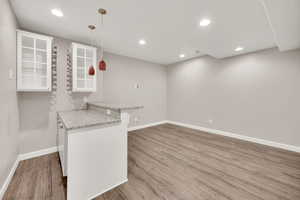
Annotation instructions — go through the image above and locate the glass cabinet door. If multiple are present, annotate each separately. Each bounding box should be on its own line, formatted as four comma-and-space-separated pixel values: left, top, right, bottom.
17, 30, 52, 92
72, 43, 97, 92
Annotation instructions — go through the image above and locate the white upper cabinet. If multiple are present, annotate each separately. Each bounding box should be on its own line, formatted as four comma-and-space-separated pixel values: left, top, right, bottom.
17, 30, 53, 92
72, 43, 97, 92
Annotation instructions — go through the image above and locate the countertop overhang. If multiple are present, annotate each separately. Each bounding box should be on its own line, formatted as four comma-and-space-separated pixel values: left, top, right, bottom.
87, 102, 144, 112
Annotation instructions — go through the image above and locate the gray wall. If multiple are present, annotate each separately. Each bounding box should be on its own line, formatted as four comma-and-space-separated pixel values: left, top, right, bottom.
18, 38, 167, 154
102, 53, 167, 126
0, 0, 19, 190
167, 48, 300, 147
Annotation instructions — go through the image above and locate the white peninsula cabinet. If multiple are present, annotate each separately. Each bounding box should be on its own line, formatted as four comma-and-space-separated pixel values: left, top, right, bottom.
17, 30, 53, 92
57, 102, 143, 200
72, 43, 97, 92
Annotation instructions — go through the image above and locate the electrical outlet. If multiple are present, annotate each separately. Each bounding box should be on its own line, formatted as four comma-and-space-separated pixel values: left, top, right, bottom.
134, 83, 141, 89
208, 119, 213, 124
106, 109, 111, 115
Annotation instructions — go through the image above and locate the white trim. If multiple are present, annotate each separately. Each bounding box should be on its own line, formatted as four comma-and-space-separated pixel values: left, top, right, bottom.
88, 179, 128, 200
17, 88, 53, 92
18, 146, 58, 161
16, 29, 53, 40
71, 42, 97, 50
128, 121, 168, 132
166, 120, 300, 153
0, 158, 19, 200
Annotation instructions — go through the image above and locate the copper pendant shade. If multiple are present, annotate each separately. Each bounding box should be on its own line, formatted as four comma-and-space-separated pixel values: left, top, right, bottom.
88, 65, 95, 75
99, 60, 106, 71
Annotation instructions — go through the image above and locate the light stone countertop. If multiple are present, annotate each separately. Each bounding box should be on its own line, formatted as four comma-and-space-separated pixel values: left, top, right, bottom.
88, 102, 144, 111
58, 109, 121, 130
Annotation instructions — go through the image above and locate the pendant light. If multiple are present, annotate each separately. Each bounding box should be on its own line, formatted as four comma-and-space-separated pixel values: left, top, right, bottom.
98, 8, 107, 71
88, 64, 95, 76
88, 25, 96, 76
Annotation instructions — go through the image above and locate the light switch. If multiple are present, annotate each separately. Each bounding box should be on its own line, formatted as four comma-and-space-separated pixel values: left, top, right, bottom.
9, 69, 14, 80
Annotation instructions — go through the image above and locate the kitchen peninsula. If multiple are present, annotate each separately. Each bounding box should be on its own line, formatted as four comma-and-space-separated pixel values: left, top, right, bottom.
57, 102, 143, 200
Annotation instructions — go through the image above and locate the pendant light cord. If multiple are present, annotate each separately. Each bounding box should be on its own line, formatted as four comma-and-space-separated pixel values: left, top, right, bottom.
89, 28, 93, 46
101, 13, 104, 60
97, 12, 104, 61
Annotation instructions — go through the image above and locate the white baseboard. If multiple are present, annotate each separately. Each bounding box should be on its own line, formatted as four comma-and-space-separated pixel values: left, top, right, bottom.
18, 146, 58, 161
127, 120, 300, 153
88, 179, 128, 200
0, 157, 19, 200
128, 121, 168, 132
166, 120, 300, 153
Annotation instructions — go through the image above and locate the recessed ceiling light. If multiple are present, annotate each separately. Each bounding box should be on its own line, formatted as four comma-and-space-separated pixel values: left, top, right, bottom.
51, 8, 64, 17
235, 46, 244, 52
200, 19, 211, 27
179, 54, 185, 58
139, 39, 146, 45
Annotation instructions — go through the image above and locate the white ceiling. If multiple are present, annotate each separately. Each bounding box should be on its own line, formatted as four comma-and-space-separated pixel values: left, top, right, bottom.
10, 0, 300, 65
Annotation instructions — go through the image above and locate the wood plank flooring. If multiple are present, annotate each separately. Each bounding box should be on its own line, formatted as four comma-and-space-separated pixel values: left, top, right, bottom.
3, 124, 300, 200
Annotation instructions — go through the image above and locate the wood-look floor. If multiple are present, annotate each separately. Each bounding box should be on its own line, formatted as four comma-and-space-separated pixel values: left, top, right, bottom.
3, 124, 300, 200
